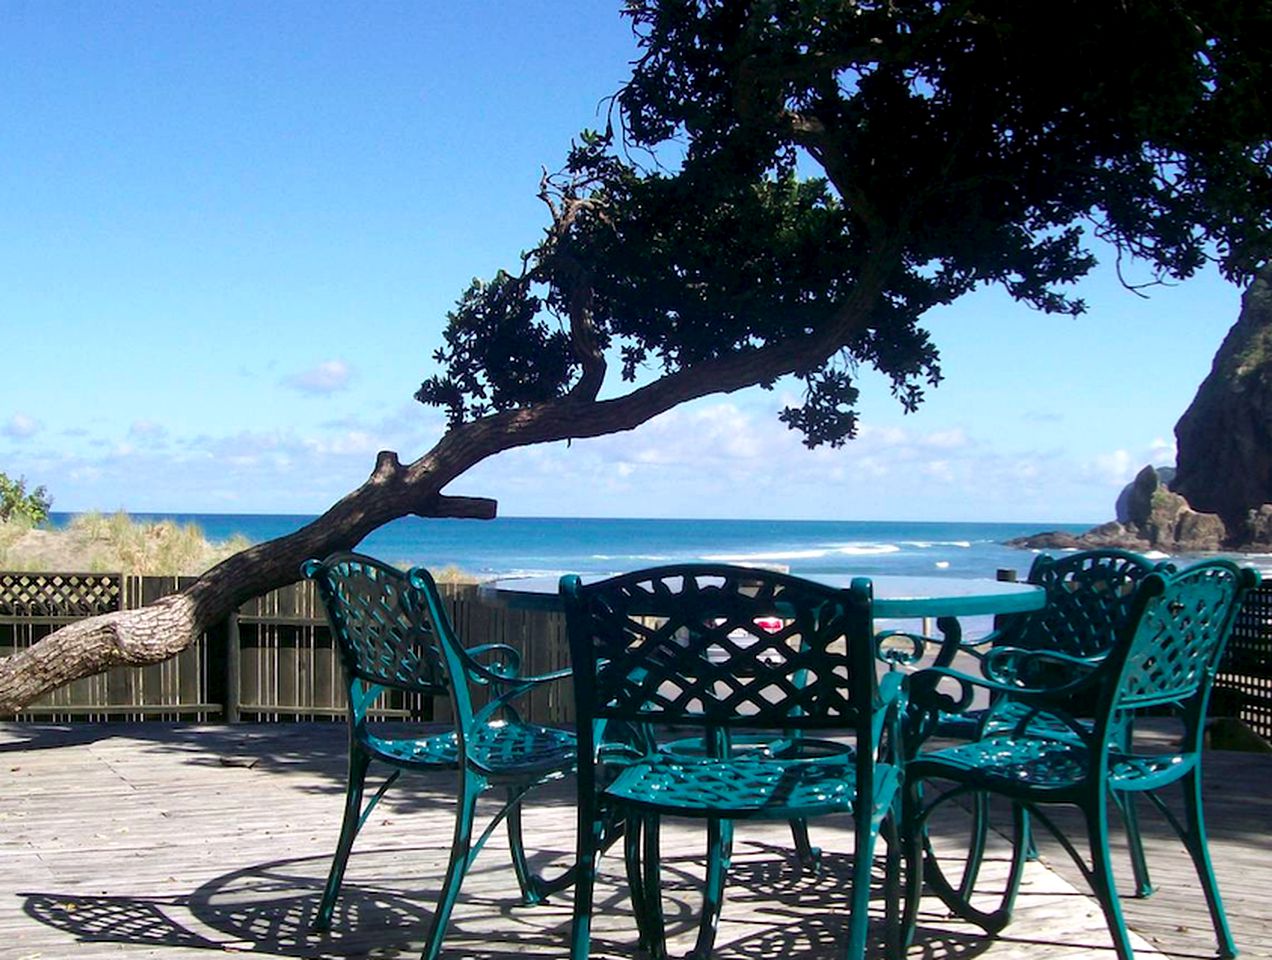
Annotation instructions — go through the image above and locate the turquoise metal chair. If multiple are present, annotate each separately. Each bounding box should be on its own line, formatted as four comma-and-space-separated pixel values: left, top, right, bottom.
561, 564, 911, 960
895, 548, 1170, 901
901, 559, 1259, 960
303, 553, 577, 960
899, 549, 1171, 743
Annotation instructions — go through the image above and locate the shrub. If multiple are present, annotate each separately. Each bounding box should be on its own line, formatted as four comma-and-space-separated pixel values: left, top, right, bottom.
0, 472, 51, 525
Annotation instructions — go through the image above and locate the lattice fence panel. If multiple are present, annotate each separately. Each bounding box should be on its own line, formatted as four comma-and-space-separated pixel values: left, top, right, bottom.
0, 572, 121, 617
0, 572, 215, 721
1218, 580, 1272, 742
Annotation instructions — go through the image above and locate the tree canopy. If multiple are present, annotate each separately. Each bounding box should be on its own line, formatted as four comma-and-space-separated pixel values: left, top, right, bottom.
420, 0, 1271, 447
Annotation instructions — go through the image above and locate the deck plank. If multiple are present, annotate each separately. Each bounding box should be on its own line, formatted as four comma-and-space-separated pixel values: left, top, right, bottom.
0, 723, 1236, 958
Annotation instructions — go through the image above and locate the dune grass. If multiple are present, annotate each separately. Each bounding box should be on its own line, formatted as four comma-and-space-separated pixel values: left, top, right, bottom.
0, 513, 479, 582
0, 512, 253, 575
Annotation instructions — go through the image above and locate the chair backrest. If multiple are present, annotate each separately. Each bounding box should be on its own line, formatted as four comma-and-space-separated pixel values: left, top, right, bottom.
1108, 559, 1260, 717
1004, 549, 1170, 659
560, 564, 878, 732
302, 552, 449, 699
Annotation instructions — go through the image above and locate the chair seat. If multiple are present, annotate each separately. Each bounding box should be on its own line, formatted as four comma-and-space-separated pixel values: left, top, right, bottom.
912, 735, 1193, 794
364, 720, 577, 777
605, 752, 899, 819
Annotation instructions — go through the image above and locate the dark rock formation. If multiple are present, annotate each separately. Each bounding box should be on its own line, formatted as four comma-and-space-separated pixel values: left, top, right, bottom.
1114, 466, 1173, 523
1008, 465, 1225, 553
1011, 264, 1272, 555
1173, 263, 1272, 542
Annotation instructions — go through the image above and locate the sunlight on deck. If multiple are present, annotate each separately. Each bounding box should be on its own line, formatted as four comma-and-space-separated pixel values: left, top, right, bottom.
4, 722, 1264, 959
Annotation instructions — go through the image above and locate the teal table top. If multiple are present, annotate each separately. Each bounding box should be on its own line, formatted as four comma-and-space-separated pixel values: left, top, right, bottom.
480, 573, 1044, 619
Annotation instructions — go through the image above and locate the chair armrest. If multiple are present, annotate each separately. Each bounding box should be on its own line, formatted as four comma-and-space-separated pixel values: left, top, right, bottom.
875, 629, 931, 667
981, 645, 1105, 686
875, 623, 1009, 670
458, 643, 570, 687
460, 642, 525, 683
874, 670, 908, 761
468, 662, 573, 729
907, 661, 1100, 719
879, 670, 906, 706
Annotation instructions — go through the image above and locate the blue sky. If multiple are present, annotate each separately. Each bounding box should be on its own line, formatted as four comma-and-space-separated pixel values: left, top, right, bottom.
0, 3, 1246, 524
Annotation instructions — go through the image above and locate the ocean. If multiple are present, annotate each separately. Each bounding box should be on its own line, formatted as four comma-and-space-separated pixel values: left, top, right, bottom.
49, 512, 1094, 582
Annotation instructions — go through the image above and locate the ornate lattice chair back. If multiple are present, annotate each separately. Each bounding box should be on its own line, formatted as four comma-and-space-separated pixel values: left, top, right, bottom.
1007, 549, 1169, 659
1109, 559, 1259, 715
565, 565, 876, 732
303, 552, 447, 700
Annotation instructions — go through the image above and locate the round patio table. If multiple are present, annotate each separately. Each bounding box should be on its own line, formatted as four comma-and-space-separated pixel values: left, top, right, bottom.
480, 572, 1045, 667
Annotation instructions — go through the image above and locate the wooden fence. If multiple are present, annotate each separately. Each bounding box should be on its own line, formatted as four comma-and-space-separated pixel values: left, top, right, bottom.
0, 572, 572, 726
2, 570, 1271, 740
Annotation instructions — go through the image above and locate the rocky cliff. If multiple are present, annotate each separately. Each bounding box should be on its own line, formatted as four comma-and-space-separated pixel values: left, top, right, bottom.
1011, 264, 1272, 554
1009, 464, 1225, 552
1173, 263, 1272, 546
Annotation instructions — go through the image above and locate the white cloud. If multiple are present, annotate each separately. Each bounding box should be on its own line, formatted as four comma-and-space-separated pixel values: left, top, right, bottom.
283, 359, 353, 395
1085, 439, 1175, 488
128, 420, 169, 449
1089, 448, 1135, 485
305, 430, 380, 456
1147, 436, 1176, 463
3, 413, 41, 438
921, 460, 955, 483
921, 428, 970, 450
21, 390, 1144, 522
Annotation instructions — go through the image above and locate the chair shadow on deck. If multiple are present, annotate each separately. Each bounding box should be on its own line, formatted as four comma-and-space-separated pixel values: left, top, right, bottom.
17, 839, 1039, 960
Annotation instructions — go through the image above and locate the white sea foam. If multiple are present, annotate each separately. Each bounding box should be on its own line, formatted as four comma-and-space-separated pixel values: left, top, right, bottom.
495, 568, 569, 580
900, 540, 972, 549
703, 548, 833, 562
934, 560, 950, 569
834, 543, 902, 556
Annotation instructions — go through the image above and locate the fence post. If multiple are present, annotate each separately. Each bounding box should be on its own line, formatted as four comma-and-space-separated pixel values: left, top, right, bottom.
225, 612, 241, 723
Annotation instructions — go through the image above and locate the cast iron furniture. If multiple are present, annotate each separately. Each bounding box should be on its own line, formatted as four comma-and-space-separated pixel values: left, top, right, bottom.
303, 552, 577, 960
902, 558, 1259, 960
889, 549, 1170, 900
561, 564, 911, 960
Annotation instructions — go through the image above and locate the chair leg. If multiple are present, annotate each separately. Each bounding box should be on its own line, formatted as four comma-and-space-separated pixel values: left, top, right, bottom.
688, 816, 731, 960
570, 795, 605, 960
881, 811, 906, 957
843, 809, 880, 960
623, 813, 651, 954
958, 791, 991, 900
504, 790, 545, 905
419, 773, 480, 960
1083, 799, 1136, 960
1114, 789, 1154, 898
642, 814, 667, 960
1177, 771, 1238, 959
314, 747, 372, 931
920, 790, 1027, 935
789, 817, 822, 873
624, 812, 667, 960
900, 784, 925, 951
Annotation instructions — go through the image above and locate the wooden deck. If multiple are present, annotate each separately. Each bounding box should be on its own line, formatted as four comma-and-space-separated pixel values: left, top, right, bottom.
1, 722, 1266, 960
